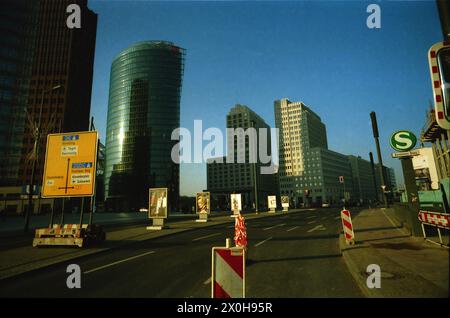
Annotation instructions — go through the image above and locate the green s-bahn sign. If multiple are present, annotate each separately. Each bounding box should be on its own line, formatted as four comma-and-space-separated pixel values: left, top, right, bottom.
390, 130, 417, 152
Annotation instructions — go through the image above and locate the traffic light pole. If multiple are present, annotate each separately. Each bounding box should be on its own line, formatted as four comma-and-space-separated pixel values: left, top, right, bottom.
370, 112, 389, 208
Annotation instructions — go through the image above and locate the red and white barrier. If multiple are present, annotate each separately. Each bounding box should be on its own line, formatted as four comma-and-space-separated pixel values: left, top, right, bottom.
418, 211, 450, 229
211, 247, 245, 298
341, 209, 355, 245
418, 210, 449, 248
234, 214, 247, 248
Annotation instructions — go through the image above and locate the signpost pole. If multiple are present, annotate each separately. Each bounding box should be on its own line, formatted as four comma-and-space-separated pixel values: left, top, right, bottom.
49, 200, 55, 228
89, 195, 94, 225
60, 197, 65, 225
79, 197, 84, 227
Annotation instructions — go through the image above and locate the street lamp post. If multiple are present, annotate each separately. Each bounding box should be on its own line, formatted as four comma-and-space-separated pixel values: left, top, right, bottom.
24, 85, 62, 233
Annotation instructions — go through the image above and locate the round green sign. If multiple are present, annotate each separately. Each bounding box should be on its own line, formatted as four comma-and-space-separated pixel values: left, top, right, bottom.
390, 130, 417, 152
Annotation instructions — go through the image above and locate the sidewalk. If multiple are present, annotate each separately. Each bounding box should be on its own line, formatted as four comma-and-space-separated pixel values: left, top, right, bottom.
0, 208, 311, 281
340, 208, 449, 298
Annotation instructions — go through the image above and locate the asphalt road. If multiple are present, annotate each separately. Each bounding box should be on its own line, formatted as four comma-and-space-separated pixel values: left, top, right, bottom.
0, 208, 364, 298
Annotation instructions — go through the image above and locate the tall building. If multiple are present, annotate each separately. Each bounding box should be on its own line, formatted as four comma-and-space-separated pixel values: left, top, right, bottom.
348, 155, 378, 203
0, 0, 38, 186
375, 164, 397, 195
207, 104, 278, 210
17, 0, 98, 187
104, 41, 185, 212
274, 98, 353, 206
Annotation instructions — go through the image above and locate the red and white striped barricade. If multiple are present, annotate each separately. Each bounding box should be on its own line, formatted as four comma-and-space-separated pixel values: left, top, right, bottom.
418, 210, 450, 248
33, 223, 105, 247
234, 214, 247, 248
341, 209, 355, 245
211, 246, 245, 298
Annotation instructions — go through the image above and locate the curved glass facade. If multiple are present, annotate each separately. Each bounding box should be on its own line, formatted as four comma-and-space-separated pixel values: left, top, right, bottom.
105, 41, 185, 212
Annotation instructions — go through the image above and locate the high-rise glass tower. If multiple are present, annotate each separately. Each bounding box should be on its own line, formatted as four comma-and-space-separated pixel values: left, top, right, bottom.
105, 41, 185, 212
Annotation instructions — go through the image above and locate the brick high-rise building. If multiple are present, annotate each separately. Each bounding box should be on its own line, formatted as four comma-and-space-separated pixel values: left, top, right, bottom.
18, 0, 97, 187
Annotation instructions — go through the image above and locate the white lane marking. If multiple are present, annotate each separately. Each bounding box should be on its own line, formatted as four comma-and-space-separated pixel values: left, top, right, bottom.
381, 209, 406, 235
307, 220, 316, 224
84, 251, 155, 274
192, 233, 221, 241
306, 215, 316, 219
203, 277, 211, 285
263, 223, 286, 231
307, 224, 326, 233
287, 226, 299, 232
254, 237, 273, 247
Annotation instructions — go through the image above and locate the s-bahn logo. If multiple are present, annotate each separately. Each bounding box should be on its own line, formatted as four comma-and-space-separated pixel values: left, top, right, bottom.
390, 130, 417, 152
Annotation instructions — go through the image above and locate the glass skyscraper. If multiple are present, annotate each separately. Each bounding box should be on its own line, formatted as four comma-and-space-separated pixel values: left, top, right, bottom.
105, 41, 185, 212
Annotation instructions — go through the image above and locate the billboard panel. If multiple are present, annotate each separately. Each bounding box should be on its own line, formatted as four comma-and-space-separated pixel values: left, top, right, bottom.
230, 194, 242, 212
268, 195, 277, 209
196, 192, 210, 214
149, 188, 168, 219
281, 196, 289, 208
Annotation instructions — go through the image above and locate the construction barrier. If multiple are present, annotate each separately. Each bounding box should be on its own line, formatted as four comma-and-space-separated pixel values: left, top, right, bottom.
33, 223, 105, 247
234, 214, 247, 248
211, 246, 245, 298
418, 210, 449, 248
341, 209, 355, 245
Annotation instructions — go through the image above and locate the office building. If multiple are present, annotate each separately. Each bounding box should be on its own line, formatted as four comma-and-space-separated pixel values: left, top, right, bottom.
0, 0, 38, 186
348, 155, 378, 204
17, 0, 98, 187
275, 98, 353, 206
207, 104, 277, 210
104, 41, 185, 212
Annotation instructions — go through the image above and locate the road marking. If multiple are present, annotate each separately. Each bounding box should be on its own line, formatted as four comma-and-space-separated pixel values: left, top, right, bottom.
84, 251, 155, 274
203, 277, 211, 285
263, 223, 286, 231
307, 224, 326, 233
192, 233, 221, 241
307, 220, 316, 224
254, 237, 273, 247
306, 215, 316, 219
381, 209, 406, 235
286, 226, 299, 232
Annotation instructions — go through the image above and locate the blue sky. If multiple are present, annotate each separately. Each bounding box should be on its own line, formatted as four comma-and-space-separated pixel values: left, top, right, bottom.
88, 0, 442, 196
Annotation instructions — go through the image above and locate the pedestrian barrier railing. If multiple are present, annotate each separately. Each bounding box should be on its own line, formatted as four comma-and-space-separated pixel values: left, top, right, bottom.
418, 210, 449, 248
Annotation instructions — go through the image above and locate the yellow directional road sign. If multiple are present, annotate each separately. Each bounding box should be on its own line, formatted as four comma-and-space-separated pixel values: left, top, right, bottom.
42, 131, 98, 198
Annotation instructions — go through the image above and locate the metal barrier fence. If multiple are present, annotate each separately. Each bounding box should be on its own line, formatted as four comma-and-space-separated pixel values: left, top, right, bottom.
418, 210, 450, 248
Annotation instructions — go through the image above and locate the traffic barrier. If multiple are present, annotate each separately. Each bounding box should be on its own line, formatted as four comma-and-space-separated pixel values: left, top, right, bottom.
234, 214, 247, 248
418, 210, 449, 248
211, 245, 245, 298
341, 209, 355, 245
33, 224, 105, 248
